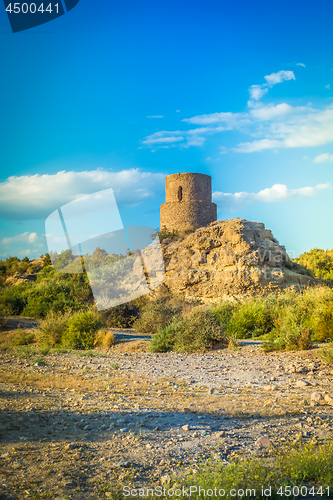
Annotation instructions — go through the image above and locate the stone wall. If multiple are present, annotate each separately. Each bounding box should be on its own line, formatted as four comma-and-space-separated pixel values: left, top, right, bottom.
160, 173, 217, 231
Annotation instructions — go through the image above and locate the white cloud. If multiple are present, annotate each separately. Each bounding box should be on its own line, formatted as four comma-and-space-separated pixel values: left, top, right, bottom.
142, 135, 184, 144
264, 70, 296, 86
182, 112, 241, 126
313, 153, 333, 163
213, 182, 331, 211
296, 63, 306, 67
235, 139, 282, 153
249, 85, 268, 101
1, 232, 47, 259
325, 85, 330, 89
147, 115, 164, 118
141, 69, 333, 154
0, 168, 165, 221
248, 70, 295, 102
250, 103, 294, 120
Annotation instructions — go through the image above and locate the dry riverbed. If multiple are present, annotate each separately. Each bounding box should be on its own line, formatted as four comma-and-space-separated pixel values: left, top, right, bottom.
0, 330, 333, 499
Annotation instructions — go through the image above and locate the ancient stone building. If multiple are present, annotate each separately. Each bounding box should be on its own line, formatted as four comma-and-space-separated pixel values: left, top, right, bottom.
160, 173, 217, 232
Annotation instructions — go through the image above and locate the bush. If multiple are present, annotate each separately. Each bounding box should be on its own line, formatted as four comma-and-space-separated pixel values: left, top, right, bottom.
133, 299, 184, 334
94, 328, 114, 349
12, 330, 35, 346
225, 299, 274, 339
61, 310, 105, 349
317, 343, 333, 364
294, 248, 333, 282
38, 310, 72, 347
262, 327, 312, 352
101, 301, 140, 328
150, 310, 226, 353
152, 226, 179, 242
0, 272, 93, 319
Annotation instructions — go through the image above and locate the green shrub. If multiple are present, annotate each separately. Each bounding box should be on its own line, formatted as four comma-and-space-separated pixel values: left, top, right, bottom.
294, 248, 333, 282
17, 346, 39, 358
317, 343, 333, 364
101, 301, 140, 328
0, 271, 93, 319
152, 226, 179, 242
61, 310, 105, 349
178, 442, 333, 499
38, 310, 72, 347
133, 299, 184, 334
33, 357, 47, 365
150, 310, 226, 353
225, 299, 274, 339
12, 330, 35, 346
262, 328, 312, 352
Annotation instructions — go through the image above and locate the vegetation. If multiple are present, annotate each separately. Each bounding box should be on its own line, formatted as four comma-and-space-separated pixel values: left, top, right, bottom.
294, 248, 333, 283
150, 310, 227, 353
1, 246, 333, 353
133, 297, 185, 334
210, 285, 333, 350
177, 442, 333, 499
152, 225, 194, 242
317, 343, 333, 364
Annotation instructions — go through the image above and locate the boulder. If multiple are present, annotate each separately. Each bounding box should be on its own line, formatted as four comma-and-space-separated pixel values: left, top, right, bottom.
156, 219, 318, 300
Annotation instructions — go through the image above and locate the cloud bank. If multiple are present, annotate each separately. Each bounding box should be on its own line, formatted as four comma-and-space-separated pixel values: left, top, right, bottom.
213, 182, 331, 211
141, 68, 333, 154
0, 168, 165, 221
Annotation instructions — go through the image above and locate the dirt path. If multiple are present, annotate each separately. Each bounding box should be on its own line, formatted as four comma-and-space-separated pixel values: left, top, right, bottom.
0, 335, 332, 499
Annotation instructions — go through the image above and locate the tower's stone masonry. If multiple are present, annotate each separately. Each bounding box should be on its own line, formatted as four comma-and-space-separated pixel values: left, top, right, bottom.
160, 173, 217, 232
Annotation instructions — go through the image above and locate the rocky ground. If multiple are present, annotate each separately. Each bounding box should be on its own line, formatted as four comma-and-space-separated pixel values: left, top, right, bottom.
0, 328, 333, 499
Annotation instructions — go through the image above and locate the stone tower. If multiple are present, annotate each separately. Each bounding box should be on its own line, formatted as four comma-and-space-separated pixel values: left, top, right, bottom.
160, 172, 217, 232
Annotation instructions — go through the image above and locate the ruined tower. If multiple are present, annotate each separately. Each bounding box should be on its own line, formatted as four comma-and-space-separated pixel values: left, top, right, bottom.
160, 173, 217, 232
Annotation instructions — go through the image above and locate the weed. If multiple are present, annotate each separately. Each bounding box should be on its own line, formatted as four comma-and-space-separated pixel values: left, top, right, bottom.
110, 362, 120, 369
16, 346, 39, 358
39, 345, 50, 355
33, 357, 47, 365
62, 310, 105, 349
77, 350, 106, 357
12, 330, 35, 346
317, 343, 333, 364
150, 310, 227, 353
0, 343, 9, 351
94, 328, 114, 349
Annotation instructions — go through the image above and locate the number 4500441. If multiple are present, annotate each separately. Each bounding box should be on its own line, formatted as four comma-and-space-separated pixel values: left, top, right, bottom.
6, 3, 59, 13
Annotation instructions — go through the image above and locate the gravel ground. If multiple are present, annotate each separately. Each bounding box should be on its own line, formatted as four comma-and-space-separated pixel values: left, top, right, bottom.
0, 330, 333, 499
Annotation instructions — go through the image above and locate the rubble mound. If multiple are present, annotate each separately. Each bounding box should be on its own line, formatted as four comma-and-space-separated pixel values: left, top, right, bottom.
158, 219, 318, 300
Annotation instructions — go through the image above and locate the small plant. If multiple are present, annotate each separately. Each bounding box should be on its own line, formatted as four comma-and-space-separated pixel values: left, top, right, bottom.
152, 226, 179, 242
77, 350, 106, 357
0, 343, 9, 351
33, 357, 47, 365
39, 345, 50, 355
262, 328, 312, 352
228, 335, 240, 349
38, 310, 72, 347
12, 330, 35, 346
317, 343, 333, 364
62, 310, 105, 350
50, 347, 69, 354
110, 362, 120, 369
133, 297, 187, 334
150, 310, 227, 353
17, 346, 39, 358
94, 328, 114, 349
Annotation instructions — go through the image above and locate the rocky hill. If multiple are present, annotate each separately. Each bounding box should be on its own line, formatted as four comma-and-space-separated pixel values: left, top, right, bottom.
156, 219, 318, 300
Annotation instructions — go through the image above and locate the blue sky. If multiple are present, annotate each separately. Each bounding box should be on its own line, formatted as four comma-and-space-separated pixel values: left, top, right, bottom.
1, 0, 333, 259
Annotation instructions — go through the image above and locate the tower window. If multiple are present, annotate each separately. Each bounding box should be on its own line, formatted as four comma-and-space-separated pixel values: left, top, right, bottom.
178, 186, 182, 201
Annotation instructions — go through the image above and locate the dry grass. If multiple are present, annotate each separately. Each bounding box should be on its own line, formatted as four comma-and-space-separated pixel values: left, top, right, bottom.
111, 340, 150, 353
94, 328, 115, 349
